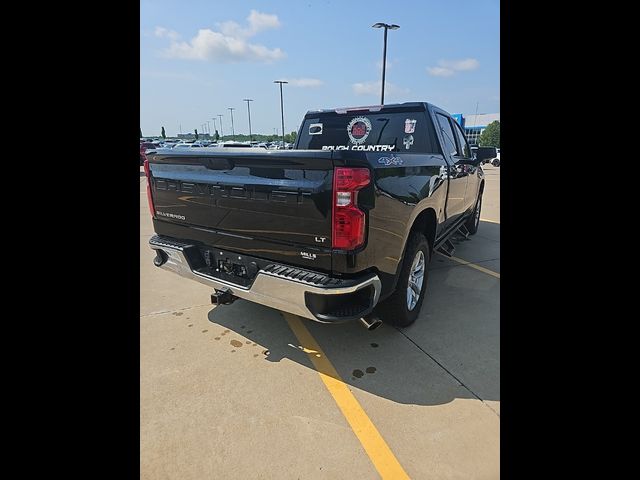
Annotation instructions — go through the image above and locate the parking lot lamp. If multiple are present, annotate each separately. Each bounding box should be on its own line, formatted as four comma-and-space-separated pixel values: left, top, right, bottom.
243, 99, 254, 143
372, 22, 399, 105
228, 107, 235, 140
274, 80, 288, 147
218, 114, 224, 140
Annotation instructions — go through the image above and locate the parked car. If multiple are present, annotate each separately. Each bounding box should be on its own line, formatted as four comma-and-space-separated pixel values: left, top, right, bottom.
471, 146, 497, 165
173, 142, 204, 149
492, 149, 500, 167
207, 142, 267, 149
145, 102, 484, 329
140, 142, 160, 165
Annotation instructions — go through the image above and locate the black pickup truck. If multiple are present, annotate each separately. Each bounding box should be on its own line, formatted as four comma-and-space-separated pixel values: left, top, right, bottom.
145, 102, 484, 330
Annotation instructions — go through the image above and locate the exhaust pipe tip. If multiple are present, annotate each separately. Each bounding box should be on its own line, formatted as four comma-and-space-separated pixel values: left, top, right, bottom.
359, 314, 383, 331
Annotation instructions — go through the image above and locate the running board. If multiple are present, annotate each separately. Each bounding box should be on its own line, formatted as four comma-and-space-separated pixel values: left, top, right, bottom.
438, 238, 456, 257
437, 220, 472, 257
455, 224, 470, 240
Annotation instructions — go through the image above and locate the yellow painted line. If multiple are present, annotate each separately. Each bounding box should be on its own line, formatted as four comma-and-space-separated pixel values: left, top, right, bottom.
445, 255, 500, 279
283, 313, 411, 480
480, 217, 500, 224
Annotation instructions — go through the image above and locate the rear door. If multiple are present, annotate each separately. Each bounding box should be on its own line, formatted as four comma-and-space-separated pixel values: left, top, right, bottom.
433, 110, 469, 228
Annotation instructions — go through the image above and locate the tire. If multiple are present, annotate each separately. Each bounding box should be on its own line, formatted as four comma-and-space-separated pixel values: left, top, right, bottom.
465, 189, 483, 235
376, 232, 430, 328
492, 159, 500, 167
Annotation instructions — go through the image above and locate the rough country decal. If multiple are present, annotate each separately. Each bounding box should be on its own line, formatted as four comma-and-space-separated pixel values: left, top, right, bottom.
377, 155, 403, 166
156, 211, 186, 220
322, 144, 396, 151
347, 116, 372, 145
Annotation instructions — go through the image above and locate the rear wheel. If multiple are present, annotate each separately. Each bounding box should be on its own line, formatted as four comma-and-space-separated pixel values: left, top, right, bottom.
465, 190, 483, 235
377, 232, 430, 327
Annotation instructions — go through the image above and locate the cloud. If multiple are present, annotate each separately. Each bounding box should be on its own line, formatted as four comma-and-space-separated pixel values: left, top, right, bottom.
441, 58, 479, 71
427, 58, 479, 77
426, 66, 454, 77
154, 26, 180, 41
218, 10, 281, 38
283, 78, 324, 87
156, 10, 284, 63
352, 80, 409, 96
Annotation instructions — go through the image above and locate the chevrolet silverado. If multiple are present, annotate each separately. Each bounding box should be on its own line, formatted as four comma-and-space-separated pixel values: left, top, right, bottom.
144, 102, 484, 330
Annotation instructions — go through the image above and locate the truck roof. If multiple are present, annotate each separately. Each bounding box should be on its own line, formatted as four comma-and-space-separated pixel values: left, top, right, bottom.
304, 102, 431, 116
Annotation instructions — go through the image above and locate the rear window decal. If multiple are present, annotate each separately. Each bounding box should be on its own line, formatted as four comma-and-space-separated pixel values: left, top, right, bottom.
403, 135, 414, 149
309, 123, 323, 135
322, 144, 396, 151
405, 118, 417, 134
347, 117, 372, 145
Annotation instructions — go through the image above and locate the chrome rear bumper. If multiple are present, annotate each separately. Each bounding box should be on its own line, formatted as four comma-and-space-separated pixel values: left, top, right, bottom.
149, 236, 381, 323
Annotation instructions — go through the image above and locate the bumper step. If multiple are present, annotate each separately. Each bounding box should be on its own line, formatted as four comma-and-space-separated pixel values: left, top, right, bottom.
149, 235, 381, 323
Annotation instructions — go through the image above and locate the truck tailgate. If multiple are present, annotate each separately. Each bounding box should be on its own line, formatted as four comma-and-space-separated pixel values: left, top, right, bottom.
148, 149, 335, 272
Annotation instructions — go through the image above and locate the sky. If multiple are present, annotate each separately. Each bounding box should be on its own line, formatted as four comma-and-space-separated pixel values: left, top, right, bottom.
140, 0, 499, 138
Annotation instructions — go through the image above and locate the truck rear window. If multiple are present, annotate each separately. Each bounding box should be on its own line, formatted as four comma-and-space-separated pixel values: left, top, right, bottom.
296, 110, 440, 154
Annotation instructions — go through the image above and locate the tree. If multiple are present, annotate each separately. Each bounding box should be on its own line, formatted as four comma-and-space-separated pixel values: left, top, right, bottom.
194, 129, 199, 140
283, 131, 298, 143
479, 121, 500, 148
214, 130, 219, 141
161, 127, 166, 139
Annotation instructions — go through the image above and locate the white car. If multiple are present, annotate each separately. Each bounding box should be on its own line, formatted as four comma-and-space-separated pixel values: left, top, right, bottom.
491, 149, 500, 167
173, 142, 204, 149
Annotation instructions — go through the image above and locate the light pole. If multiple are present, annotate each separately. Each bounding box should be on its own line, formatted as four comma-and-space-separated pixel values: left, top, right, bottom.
228, 107, 235, 141
372, 22, 399, 105
218, 114, 224, 140
243, 99, 254, 143
473, 101, 479, 144
207, 120, 211, 137
274, 80, 288, 148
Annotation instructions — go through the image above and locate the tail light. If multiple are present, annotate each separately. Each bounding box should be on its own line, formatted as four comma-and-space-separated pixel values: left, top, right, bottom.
143, 159, 155, 218
332, 167, 370, 250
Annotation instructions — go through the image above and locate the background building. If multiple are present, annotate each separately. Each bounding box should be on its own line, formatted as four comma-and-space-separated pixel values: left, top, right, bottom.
452, 113, 500, 145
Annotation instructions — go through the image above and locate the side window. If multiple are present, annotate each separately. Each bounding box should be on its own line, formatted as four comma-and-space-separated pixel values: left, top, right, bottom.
435, 113, 458, 156
453, 122, 471, 158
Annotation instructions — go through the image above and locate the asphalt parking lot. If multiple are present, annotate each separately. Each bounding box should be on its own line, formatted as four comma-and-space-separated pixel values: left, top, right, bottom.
140, 164, 500, 479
